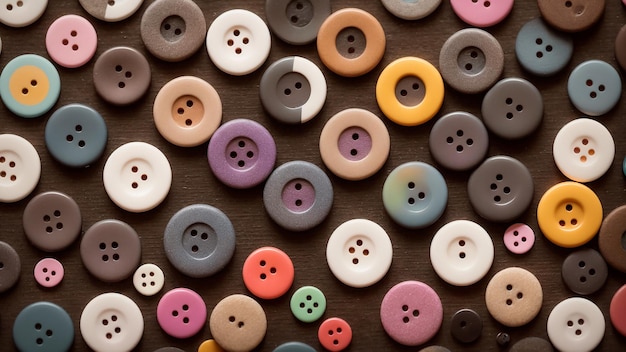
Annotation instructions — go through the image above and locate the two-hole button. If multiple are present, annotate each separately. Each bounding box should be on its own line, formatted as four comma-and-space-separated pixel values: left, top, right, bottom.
209, 294, 267, 352
243, 247, 294, 299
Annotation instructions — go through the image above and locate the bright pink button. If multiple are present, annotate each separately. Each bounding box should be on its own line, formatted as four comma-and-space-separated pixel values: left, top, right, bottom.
157, 288, 207, 339
503, 223, 535, 254
242, 247, 294, 300
45, 15, 97, 68
318, 317, 352, 351
34, 258, 64, 288
450, 0, 514, 27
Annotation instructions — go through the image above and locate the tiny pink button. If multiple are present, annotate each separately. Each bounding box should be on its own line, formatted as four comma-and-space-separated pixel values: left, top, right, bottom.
45, 15, 97, 68
157, 288, 207, 339
34, 258, 64, 288
318, 317, 352, 351
503, 223, 535, 254
450, 0, 514, 27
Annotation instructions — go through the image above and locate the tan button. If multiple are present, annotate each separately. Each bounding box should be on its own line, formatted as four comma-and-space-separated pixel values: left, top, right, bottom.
153, 76, 222, 147
316, 8, 385, 77
537, 0, 605, 33
485, 267, 543, 327
209, 294, 267, 352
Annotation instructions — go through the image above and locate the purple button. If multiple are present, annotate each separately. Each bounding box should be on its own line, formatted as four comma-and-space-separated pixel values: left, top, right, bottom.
282, 179, 316, 212
503, 223, 535, 254
338, 127, 372, 161
157, 287, 207, 339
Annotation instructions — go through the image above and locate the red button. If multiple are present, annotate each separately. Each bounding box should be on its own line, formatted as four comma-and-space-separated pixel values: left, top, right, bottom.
610, 284, 626, 337
318, 317, 352, 351
242, 247, 294, 299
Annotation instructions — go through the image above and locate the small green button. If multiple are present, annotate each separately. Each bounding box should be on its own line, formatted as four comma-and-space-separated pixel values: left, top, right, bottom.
289, 286, 326, 323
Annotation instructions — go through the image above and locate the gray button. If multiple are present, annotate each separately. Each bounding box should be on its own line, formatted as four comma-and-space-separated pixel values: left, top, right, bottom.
381, 0, 442, 20
450, 309, 482, 343
515, 18, 573, 76
23, 191, 82, 252
0, 241, 20, 293
429, 111, 488, 171
562, 248, 608, 295
510, 337, 554, 352
273, 341, 316, 352
265, 0, 331, 45
567, 60, 622, 116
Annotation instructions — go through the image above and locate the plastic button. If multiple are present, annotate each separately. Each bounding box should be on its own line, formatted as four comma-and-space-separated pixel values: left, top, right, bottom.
13, 302, 73, 352
157, 287, 206, 339
450, 309, 482, 343
538, 0, 605, 33
243, 246, 294, 299
430, 220, 494, 286
45, 14, 97, 68
33, 258, 64, 288
198, 339, 225, 352
0, 134, 41, 203
319, 108, 390, 180
209, 294, 267, 352
318, 317, 352, 351
547, 297, 605, 352
79, 0, 143, 22
568, 60, 621, 116
381, 0, 442, 20
503, 223, 535, 255
265, 0, 331, 45
610, 285, 626, 337
485, 267, 543, 327
428, 111, 488, 171
510, 337, 555, 352
290, 285, 326, 323
93, 46, 151, 105
23, 191, 81, 252
155, 348, 186, 352
450, 0, 513, 27
133, 263, 165, 296
418, 347, 451, 352
615, 25, 626, 71
515, 18, 573, 76
599, 205, 626, 273
273, 342, 316, 352
0, 0, 47, 27
0, 241, 21, 293
561, 248, 607, 295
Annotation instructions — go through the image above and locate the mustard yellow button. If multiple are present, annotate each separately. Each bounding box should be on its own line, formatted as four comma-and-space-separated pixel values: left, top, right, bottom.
198, 339, 225, 352
537, 181, 602, 248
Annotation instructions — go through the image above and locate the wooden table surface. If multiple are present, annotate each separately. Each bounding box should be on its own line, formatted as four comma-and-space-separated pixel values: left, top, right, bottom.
1, 1, 626, 351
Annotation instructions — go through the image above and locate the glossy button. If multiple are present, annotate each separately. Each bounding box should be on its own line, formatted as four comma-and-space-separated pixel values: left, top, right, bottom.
538, 0, 605, 32
503, 223, 535, 254
510, 337, 554, 352
430, 220, 494, 286
429, 111, 488, 171
209, 294, 267, 352
133, 263, 165, 296
34, 258, 64, 288
485, 267, 543, 327
0, 134, 41, 203
243, 246, 294, 299
93, 46, 151, 105
45, 15, 97, 68
273, 342, 315, 352
0, 241, 21, 293
22, 191, 81, 252
562, 248, 608, 295
290, 285, 326, 323
610, 285, 626, 337
13, 302, 73, 352
547, 297, 605, 352
381, 0, 442, 20
516, 18, 573, 76
198, 339, 225, 352
450, 0, 513, 27
206, 9, 271, 75
450, 309, 482, 343
265, 0, 331, 45
79, 0, 143, 22
380, 280, 443, 346
318, 317, 352, 351
599, 205, 626, 273
157, 288, 206, 338
319, 108, 390, 180
567, 60, 621, 116
0, 0, 47, 27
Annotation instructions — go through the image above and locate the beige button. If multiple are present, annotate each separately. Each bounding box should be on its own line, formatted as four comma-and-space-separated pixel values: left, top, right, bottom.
209, 294, 267, 352
485, 267, 543, 327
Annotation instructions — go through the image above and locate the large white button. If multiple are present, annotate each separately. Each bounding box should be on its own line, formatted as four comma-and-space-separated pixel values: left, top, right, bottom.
553, 118, 614, 183
0, 0, 47, 27
0, 134, 41, 203
326, 219, 393, 288
547, 297, 605, 352
103, 142, 172, 212
430, 220, 494, 286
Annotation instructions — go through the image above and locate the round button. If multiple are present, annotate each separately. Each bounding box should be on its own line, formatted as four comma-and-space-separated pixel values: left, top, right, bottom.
45, 104, 107, 168
485, 267, 543, 327
537, 181, 602, 248
496, 332, 511, 347
157, 288, 206, 339
428, 111, 488, 171
259, 56, 327, 124
382, 162, 447, 229
154, 76, 222, 147
242, 246, 294, 299
0, 134, 41, 203
79, 0, 143, 22
93, 46, 151, 105
207, 119, 276, 188
290, 285, 326, 323
319, 108, 390, 180
326, 219, 392, 288
510, 337, 555, 352
450, 309, 482, 343
515, 17, 574, 76
209, 294, 267, 352
562, 248, 608, 295
381, 0, 442, 20
13, 302, 73, 352
0, 0, 47, 27
318, 317, 352, 351
80, 219, 141, 282
0, 241, 21, 293
263, 160, 333, 231
80, 292, 144, 352
317, 8, 385, 77
430, 220, 494, 286
198, 339, 225, 352
23, 191, 81, 252
439, 28, 503, 94
599, 205, 626, 273
610, 285, 626, 337
376, 57, 444, 126
103, 141, 172, 212
265, 0, 331, 45
538, 0, 605, 33
140, 0, 206, 62
273, 342, 316, 352
615, 25, 626, 71
503, 223, 535, 254
33, 258, 64, 288
0, 54, 61, 118
45, 15, 97, 68
418, 346, 451, 352
450, 0, 513, 27
481, 78, 544, 139
568, 60, 621, 116
155, 348, 186, 352
133, 263, 165, 296
163, 204, 236, 278
547, 297, 605, 352
380, 280, 443, 346
206, 9, 271, 75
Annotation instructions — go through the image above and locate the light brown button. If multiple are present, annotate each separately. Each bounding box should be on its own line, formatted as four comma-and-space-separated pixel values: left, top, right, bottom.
93, 47, 151, 106
537, 0, 605, 33
153, 76, 222, 147
316, 8, 385, 77
23, 191, 82, 252
485, 267, 543, 327
209, 294, 267, 352
599, 205, 626, 274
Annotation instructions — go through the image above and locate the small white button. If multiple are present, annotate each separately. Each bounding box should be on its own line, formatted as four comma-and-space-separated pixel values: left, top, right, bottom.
0, 134, 41, 203
326, 219, 393, 288
0, 0, 47, 27
103, 142, 172, 212
547, 297, 605, 352
132, 263, 165, 296
430, 220, 494, 286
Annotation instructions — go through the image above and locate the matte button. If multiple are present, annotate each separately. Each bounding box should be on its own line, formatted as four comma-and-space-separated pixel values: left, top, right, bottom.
273, 342, 316, 352
599, 205, 626, 273
265, 0, 331, 45
45, 15, 97, 68
485, 267, 543, 327
380, 280, 443, 346
450, 309, 482, 343
515, 18, 573, 76
79, 0, 143, 22
133, 263, 165, 296
290, 285, 326, 323
164, 204, 236, 278
326, 219, 393, 288
317, 8, 385, 77
198, 339, 225, 352
610, 285, 626, 337
157, 287, 207, 339
13, 302, 73, 352
93, 46, 151, 105
382, 161, 447, 229
562, 248, 607, 295
0, 134, 41, 203
0, 0, 47, 27
503, 223, 535, 255
496, 332, 511, 347
263, 160, 333, 231
450, 0, 513, 27
429, 111, 488, 171
547, 297, 605, 352
207, 119, 276, 189
33, 258, 64, 288
23, 191, 81, 252
243, 246, 294, 299
154, 76, 222, 147
418, 347, 451, 352
510, 337, 554, 352
319, 108, 390, 180
259, 56, 327, 124
0, 241, 21, 293
615, 25, 626, 71
318, 317, 352, 351
568, 60, 621, 116
209, 294, 267, 352
80, 219, 141, 282
44, 104, 108, 168
154, 348, 186, 352
537, 0, 605, 33
381, 0, 442, 20
439, 28, 503, 94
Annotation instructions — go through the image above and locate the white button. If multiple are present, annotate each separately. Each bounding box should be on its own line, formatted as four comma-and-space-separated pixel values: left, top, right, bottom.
0, 0, 47, 27
103, 142, 172, 212
326, 219, 393, 288
430, 220, 494, 286
0, 134, 41, 203
132, 263, 165, 296
547, 297, 605, 352
206, 9, 271, 76
553, 118, 614, 183
79, 292, 144, 352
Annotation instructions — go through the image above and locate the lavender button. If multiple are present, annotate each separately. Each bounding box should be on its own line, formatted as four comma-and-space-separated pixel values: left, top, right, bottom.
282, 179, 316, 212
338, 127, 372, 161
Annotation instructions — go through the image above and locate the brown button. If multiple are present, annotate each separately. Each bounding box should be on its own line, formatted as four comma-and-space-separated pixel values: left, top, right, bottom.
615, 25, 626, 71
509, 337, 554, 352
23, 191, 82, 252
418, 347, 451, 352
209, 294, 267, 352
316, 8, 385, 77
561, 248, 608, 295
450, 309, 482, 343
599, 205, 626, 273
0, 241, 21, 293
93, 47, 151, 105
485, 267, 543, 327
537, 0, 605, 33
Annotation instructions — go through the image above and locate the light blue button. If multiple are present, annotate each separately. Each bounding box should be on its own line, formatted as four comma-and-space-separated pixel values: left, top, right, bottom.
13, 301, 74, 352
567, 60, 621, 116
515, 18, 573, 76
273, 342, 317, 352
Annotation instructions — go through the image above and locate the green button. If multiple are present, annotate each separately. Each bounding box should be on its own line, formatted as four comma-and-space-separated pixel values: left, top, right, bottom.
289, 286, 326, 323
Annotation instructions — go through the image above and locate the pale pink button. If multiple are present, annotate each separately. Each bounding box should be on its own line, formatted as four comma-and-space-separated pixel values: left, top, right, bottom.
34, 258, 64, 288
450, 0, 514, 27
503, 223, 535, 254
157, 288, 207, 339
45, 15, 97, 68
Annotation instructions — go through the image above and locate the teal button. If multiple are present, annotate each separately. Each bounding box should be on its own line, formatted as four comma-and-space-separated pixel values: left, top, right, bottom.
13, 301, 74, 352
289, 285, 326, 323
273, 342, 317, 352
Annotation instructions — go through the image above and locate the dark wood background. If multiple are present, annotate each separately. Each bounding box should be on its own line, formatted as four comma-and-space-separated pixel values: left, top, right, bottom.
1, 0, 626, 351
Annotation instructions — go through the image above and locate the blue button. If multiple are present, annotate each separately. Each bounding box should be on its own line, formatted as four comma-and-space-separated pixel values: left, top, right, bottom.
273, 342, 317, 352
515, 18, 573, 76
13, 301, 74, 352
567, 60, 621, 116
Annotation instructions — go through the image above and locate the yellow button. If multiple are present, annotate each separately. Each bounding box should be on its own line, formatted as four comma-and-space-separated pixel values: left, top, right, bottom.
198, 339, 225, 352
9, 65, 50, 106
537, 181, 602, 248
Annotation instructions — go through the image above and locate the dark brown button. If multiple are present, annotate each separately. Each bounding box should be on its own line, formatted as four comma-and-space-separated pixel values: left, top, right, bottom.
599, 205, 626, 273
496, 332, 510, 347
562, 248, 608, 295
450, 309, 482, 343
615, 25, 626, 71
418, 347, 451, 352
537, 0, 605, 33
93, 47, 151, 105
0, 241, 20, 293
265, 0, 331, 45
509, 337, 554, 352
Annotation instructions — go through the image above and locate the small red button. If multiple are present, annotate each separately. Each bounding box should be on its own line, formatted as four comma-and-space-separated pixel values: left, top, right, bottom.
318, 317, 352, 351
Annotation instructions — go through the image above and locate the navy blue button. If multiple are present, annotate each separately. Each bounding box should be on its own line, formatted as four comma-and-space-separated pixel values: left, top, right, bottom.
13, 301, 74, 352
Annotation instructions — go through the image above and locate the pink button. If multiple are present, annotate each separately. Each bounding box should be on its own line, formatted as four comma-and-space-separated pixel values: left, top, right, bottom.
503, 223, 535, 254
45, 15, 97, 68
450, 0, 514, 27
34, 258, 64, 288
380, 280, 443, 346
157, 288, 207, 339
318, 317, 352, 351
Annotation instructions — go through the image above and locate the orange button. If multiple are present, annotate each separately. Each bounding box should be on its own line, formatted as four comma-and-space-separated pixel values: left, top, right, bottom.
198, 339, 225, 352
242, 246, 294, 299
9, 65, 50, 106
